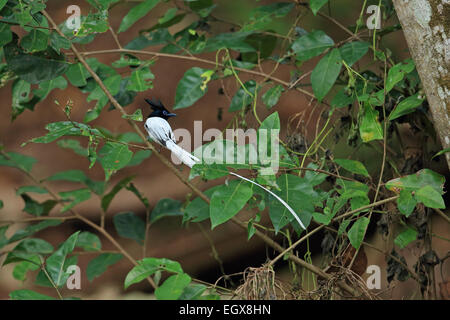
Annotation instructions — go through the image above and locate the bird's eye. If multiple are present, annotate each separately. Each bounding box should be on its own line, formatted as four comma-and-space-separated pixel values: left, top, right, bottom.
162, 110, 168, 115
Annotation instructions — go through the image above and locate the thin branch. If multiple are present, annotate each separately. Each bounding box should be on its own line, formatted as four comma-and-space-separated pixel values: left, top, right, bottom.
434, 208, 450, 224
69, 48, 319, 101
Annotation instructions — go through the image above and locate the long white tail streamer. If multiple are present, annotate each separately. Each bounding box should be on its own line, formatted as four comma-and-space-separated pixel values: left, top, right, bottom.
166, 140, 200, 168
229, 172, 306, 230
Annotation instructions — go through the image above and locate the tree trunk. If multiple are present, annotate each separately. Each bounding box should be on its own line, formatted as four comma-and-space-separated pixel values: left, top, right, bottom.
393, 0, 450, 169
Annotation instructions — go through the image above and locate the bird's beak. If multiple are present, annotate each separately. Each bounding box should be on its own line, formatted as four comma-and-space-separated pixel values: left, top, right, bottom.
167, 113, 177, 117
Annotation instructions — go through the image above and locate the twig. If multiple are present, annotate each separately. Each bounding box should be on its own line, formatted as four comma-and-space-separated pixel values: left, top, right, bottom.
434, 208, 450, 224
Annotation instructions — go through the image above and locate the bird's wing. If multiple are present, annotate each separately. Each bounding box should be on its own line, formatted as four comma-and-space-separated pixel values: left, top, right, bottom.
144, 117, 175, 147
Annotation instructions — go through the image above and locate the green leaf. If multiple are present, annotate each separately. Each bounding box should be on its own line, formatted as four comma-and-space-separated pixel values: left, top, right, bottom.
241, 3, 293, 32
20, 194, 57, 216
385, 59, 415, 92
57, 139, 89, 157
348, 217, 369, 249
87, 253, 123, 281
125, 29, 173, 50
359, 102, 383, 142
101, 176, 134, 212
65, 63, 89, 87
21, 30, 49, 53
0, 0, 7, 10
10, 290, 55, 300
268, 174, 315, 232
158, 8, 177, 24
311, 48, 342, 101
4, 36, 69, 84
339, 41, 369, 67
210, 180, 253, 229
0, 225, 8, 250
122, 109, 143, 122
229, 80, 257, 112
11, 79, 32, 120
310, 0, 328, 15
189, 163, 229, 180
124, 257, 183, 289
113, 212, 145, 244
47, 170, 105, 195
49, 32, 71, 53
126, 183, 150, 210
178, 283, 207, 300
415, 185, 445, 209
397, 190, 416, 217
203, 32, 255, 53
388, 93, 425, 120
33, 76, 67, 101
150, 198, 183, 223
13, 258, 40, 281
173, 67, 211, 109
432, 147, 450, 160
76, 232, 101, 252
155, 273, 191, 300
262, 85, 284, 109
118, 0, 160, 33
0, 200, 3, 210
394, 227, 417, 249
4, 238, 53, 265
0, 152, 37, 173
27, 121, 102, 144
386, 169, 445, 194
0, 22, 13, 47
291, 30, 334, 62
99, 142, 133, 179
45, 231, 80, 287
8, 220, 63, 243
84, 74, 122, 122
58, 188, 91, 212
331, 87, 355, 108
126, 68, 154, 92
183, 186, 221, 223
334, 158, 369, 177
187, 0, 215, 18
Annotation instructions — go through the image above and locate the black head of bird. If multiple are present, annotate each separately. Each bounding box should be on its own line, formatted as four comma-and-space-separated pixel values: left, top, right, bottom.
145, 98, 176, 120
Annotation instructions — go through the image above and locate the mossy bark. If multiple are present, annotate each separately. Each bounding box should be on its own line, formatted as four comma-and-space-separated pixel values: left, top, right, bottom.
393, 0, 450, 169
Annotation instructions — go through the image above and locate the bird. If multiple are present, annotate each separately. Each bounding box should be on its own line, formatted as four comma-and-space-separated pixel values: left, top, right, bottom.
144, 98, 200, 167
143, 98, 306, 230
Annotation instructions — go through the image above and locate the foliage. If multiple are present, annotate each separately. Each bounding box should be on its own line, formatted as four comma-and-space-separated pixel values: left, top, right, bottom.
0, 0, 447, 300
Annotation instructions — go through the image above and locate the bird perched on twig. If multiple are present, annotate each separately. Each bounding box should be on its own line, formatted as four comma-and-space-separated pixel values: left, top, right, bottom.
144, 98, 200, 167
143, 98, 306, 230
